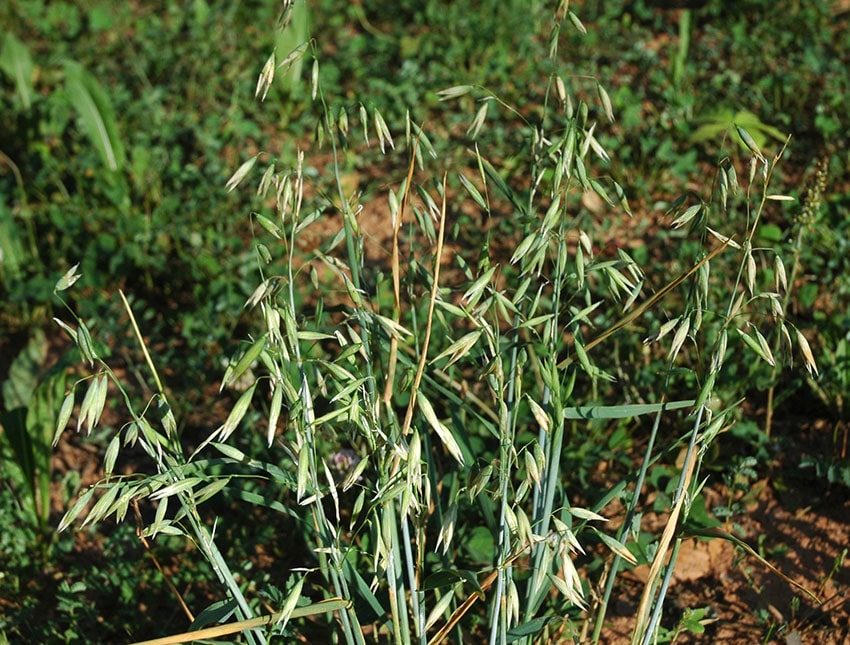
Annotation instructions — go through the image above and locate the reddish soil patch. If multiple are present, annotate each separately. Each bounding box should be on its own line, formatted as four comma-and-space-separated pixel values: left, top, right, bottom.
600, 481, 850, 643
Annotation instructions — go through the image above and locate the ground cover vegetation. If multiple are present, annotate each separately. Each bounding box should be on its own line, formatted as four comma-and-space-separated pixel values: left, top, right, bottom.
1, 0, 849, 642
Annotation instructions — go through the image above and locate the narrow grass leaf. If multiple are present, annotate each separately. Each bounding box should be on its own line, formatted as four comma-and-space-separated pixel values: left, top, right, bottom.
1, 33, 34, 109
64, 61, 125, 171
194, 478, 231, 505
565, 400, 693, 419
190, 599, 238, 631
507, 617, 563, 643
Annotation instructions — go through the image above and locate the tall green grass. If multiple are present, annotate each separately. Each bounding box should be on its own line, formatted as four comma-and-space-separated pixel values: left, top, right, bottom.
51, 2, 819, 643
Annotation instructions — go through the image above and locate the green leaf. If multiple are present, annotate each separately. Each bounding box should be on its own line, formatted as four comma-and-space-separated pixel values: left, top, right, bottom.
189, 599, 238, 632
506, 616, 562, 643
1, 32, 34, 109
64, 60, 125, 171
565, 399, 694, 419
689, 109, 784, 150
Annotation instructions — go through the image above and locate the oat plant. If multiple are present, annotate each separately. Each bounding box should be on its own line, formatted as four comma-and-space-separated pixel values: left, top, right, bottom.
50, 2, 820, 643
